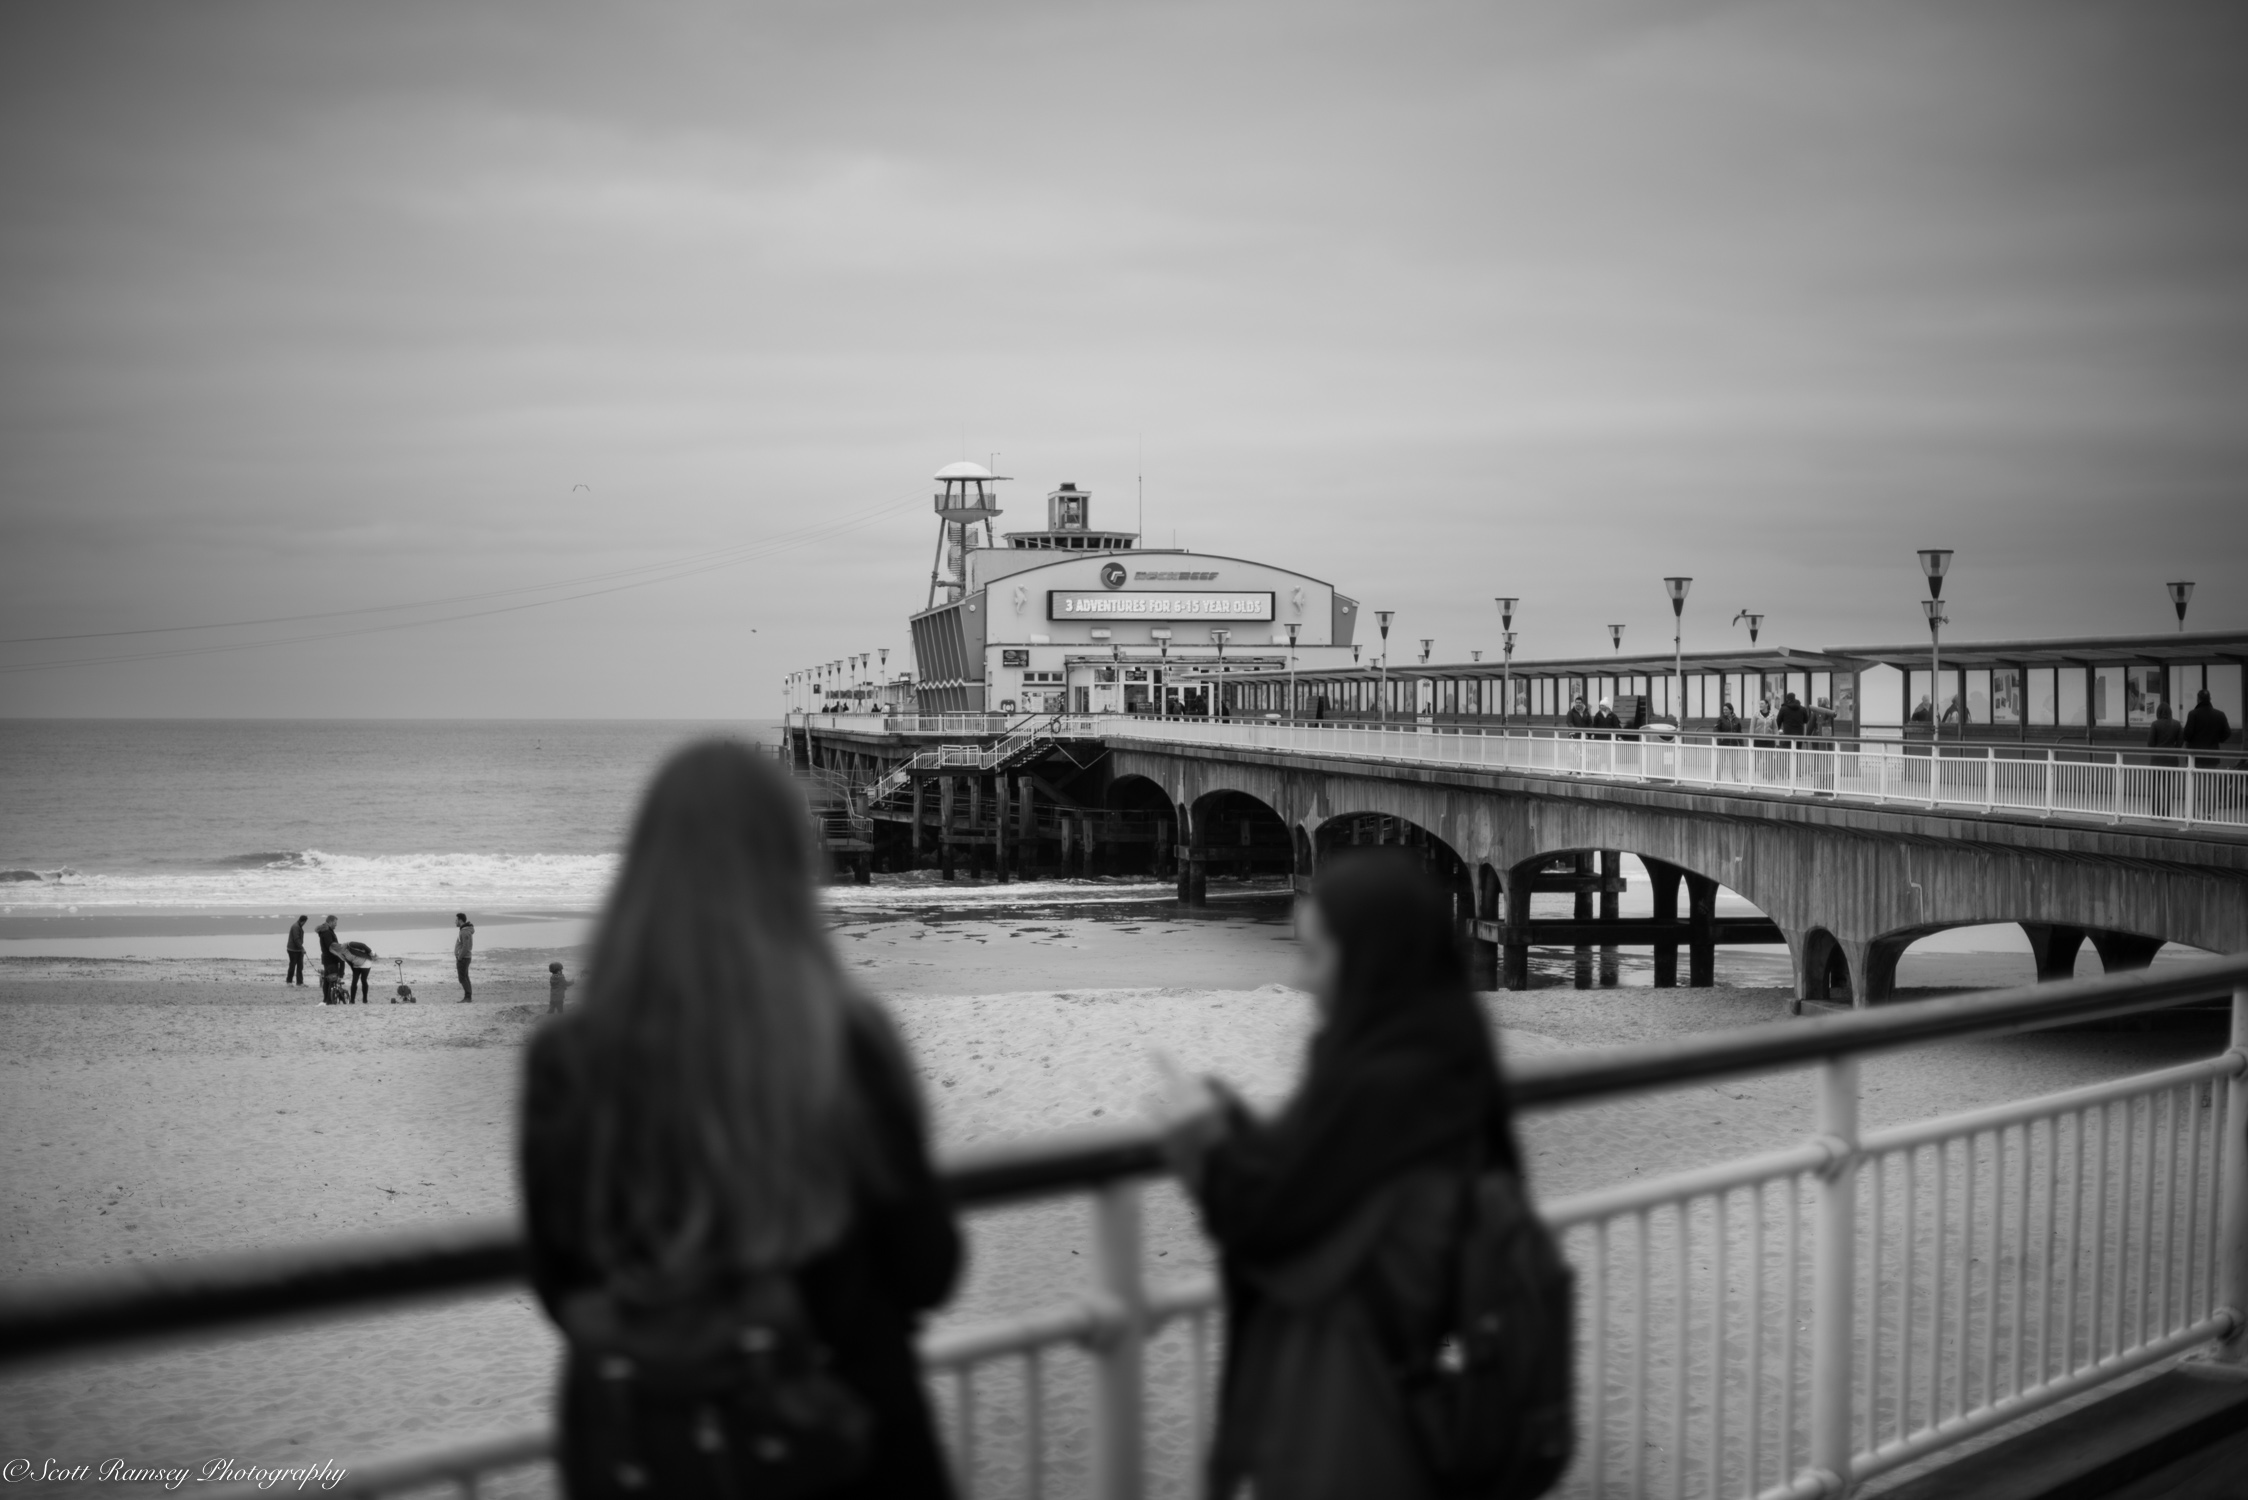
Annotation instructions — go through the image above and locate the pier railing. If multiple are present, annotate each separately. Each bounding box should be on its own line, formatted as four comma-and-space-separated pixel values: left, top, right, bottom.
1096, 717, 2248, 833
7, 956, 2246, 1499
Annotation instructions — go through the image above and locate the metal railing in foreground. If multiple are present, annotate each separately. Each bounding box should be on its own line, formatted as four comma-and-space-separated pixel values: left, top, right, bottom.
1095, 717, 2248, 832
5, 957, 2246, 1500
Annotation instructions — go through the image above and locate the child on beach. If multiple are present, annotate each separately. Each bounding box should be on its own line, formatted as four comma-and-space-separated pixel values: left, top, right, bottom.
546, 961, 571, 1014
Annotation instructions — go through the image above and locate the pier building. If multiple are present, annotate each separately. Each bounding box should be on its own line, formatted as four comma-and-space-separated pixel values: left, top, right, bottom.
902, 465, 1360, 716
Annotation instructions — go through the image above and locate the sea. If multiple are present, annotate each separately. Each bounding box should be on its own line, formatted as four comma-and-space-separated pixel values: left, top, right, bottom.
0, 719, 762, 914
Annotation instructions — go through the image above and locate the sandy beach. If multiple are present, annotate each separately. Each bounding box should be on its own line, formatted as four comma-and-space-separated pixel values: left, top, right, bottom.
0, 886, 2229, 1498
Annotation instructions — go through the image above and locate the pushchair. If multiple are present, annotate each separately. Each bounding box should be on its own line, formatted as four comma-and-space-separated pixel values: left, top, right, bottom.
391, 956, 418, 1004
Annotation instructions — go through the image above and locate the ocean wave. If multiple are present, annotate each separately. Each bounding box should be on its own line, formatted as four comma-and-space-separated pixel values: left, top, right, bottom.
0, 850, 620, 913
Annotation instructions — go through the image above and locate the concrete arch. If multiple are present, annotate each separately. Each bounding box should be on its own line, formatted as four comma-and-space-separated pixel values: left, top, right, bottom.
1799, 926, 1854, 1003
1181, 788, 1295, 900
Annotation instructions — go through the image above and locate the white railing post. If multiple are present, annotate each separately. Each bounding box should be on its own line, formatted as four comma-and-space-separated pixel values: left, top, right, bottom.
2216, 985, 2248, 1363
1090, 1181, 1147, 1500
1810, 1056, 1861, 1495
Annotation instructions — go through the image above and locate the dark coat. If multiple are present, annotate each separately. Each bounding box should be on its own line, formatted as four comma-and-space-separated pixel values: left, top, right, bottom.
1179, 857, 1519, 1500
1565, 704, 1590, 729
2147, 715, 2184, 750
519, 998, 962, 1500
1590, 709, 1621, 732
2183, 702, 2232, 751
1777, 698, 1810, 735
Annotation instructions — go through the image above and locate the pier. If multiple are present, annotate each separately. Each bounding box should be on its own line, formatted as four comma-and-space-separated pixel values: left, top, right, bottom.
792, 706, 2248, 1006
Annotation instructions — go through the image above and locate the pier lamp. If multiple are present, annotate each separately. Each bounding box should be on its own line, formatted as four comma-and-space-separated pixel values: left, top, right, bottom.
1732, 610, 1763, 645
1419, 638, 1433, 665
1494, 598, 1518, 727
1151, 628, 1173, 715
1284, 621, 1302, 722
1918, 550, 1954, 740
1922, 598, 1949, 740
1609, 625, 1625, 653
1210, 629, 1231, 718
1471, 650, 1483, 663
1376, 610, 1395, 727
1664, 577, 1691, 727
2167, 581, 2193, 632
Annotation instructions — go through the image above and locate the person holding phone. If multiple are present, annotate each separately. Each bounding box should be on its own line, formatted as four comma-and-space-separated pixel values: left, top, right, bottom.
1148, 849, 1525, 1500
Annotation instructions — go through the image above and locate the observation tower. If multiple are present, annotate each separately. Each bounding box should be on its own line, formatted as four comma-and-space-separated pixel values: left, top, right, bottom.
928, 460, 1007, 609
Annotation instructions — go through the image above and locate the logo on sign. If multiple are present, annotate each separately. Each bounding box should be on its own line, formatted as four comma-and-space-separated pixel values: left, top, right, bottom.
1100, 561, 1128, 590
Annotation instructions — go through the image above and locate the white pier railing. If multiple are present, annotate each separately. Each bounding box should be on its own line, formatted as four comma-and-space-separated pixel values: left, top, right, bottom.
1093, 717, 2248, 833
7, 957, 2245, 1500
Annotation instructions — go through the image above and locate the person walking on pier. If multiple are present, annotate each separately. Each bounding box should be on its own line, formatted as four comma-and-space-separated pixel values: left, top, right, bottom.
1590, 698, 1621, 737
520, 740, 961, 1500
285, 915, 307, 986
2184, 688, 2233, 766
1151, 849, 1548, 1500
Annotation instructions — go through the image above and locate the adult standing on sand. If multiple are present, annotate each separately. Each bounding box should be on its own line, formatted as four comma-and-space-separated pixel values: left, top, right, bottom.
454, 913, 474, 1002
315, 916, 343, 1002
285, 915, 307, 986
519, 740, 961, 1498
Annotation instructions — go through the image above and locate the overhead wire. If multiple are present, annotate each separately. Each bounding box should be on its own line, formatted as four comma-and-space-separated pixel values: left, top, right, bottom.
0, 495, 921, 675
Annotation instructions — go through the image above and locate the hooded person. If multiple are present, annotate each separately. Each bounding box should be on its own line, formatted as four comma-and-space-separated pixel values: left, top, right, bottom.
1152, 849, 1523, 1500
2183, 689, 2232, 759
1590, 698, 1621, 734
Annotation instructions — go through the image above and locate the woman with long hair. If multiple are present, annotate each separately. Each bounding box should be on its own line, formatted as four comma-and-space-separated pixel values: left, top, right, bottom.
519, 740, 961, 1499
1152, 848, 1524, 1500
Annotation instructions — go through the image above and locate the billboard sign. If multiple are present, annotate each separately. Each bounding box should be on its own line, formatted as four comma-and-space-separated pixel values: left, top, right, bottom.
1049, 591, 1275, 621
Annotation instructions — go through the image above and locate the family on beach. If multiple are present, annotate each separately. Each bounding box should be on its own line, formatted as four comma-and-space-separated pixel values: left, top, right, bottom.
515, 741, 1566, 1500
286, 912, 498, 1005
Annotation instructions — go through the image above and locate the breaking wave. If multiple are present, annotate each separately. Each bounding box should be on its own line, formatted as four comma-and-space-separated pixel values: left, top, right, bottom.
0, 850, 620, 912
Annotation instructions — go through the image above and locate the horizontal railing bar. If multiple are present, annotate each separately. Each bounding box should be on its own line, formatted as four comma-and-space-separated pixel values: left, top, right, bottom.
1505, 952, 2248, 1109
1862, 1053, 2246, 1155
0, 1216, 525, 1369
1846, 1315, 2238, 1483
1541, 1143, 1835, 1229
921, 1299, 1108, 1369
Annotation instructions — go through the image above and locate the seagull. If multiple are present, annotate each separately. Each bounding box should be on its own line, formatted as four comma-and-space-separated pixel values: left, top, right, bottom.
572, 484, 591, 492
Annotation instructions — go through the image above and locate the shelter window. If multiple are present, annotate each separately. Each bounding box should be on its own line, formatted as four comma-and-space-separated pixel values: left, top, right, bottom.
2210, 664, 2244, 727
2093, 666, 2125, 725
2126, 665, 2164, 727
1811, 671, 1832, 711
2058, 668, 2087, 726
1965, 669, 1991, 725
2173, 664, 2204, 705
2027, 668, 2056, 725
1991, 668, 2022, 724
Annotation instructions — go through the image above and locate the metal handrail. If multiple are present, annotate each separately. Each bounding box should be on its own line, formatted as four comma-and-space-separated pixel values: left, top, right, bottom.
8, 953, 2245, 1370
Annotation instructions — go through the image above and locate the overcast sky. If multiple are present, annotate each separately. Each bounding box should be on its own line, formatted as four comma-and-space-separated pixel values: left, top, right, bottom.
2, 0, 2243, 717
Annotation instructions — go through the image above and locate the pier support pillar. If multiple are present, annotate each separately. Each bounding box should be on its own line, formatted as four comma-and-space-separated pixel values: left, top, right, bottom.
1647, 858, 1682, 988
1572, 853, 1594, 990
1502, 876, 1533, 990
1470, 868, 1500, 990
939, 778, 957, 881
1178, 802, 1209, 907
995, 775, 1013, 883
910, 777, 927, 869
968, 778, 984, 880
1598, 849, 1621, 987
2022, 923, 2088, 982
1686, 873, 1718, 986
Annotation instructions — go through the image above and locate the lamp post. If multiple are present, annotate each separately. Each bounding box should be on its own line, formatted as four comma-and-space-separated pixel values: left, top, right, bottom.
1284, 620, 1302, 722
1608, 625, 1625, 653
1665, 577, 1691, 726
1494, 598, 1517, 728
1918, 549, 1954, 740
1376, 610, 1394, 727
1419, 638, 1433, 665
1732, 610, 1763, 645
1210, 628, 1230, 718
1151, 628, 1173, 716
2168, 581, 2194, 632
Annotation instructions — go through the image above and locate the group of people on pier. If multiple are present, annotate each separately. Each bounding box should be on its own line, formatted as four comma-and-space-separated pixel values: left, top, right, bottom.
516, 741, 1561, 1500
